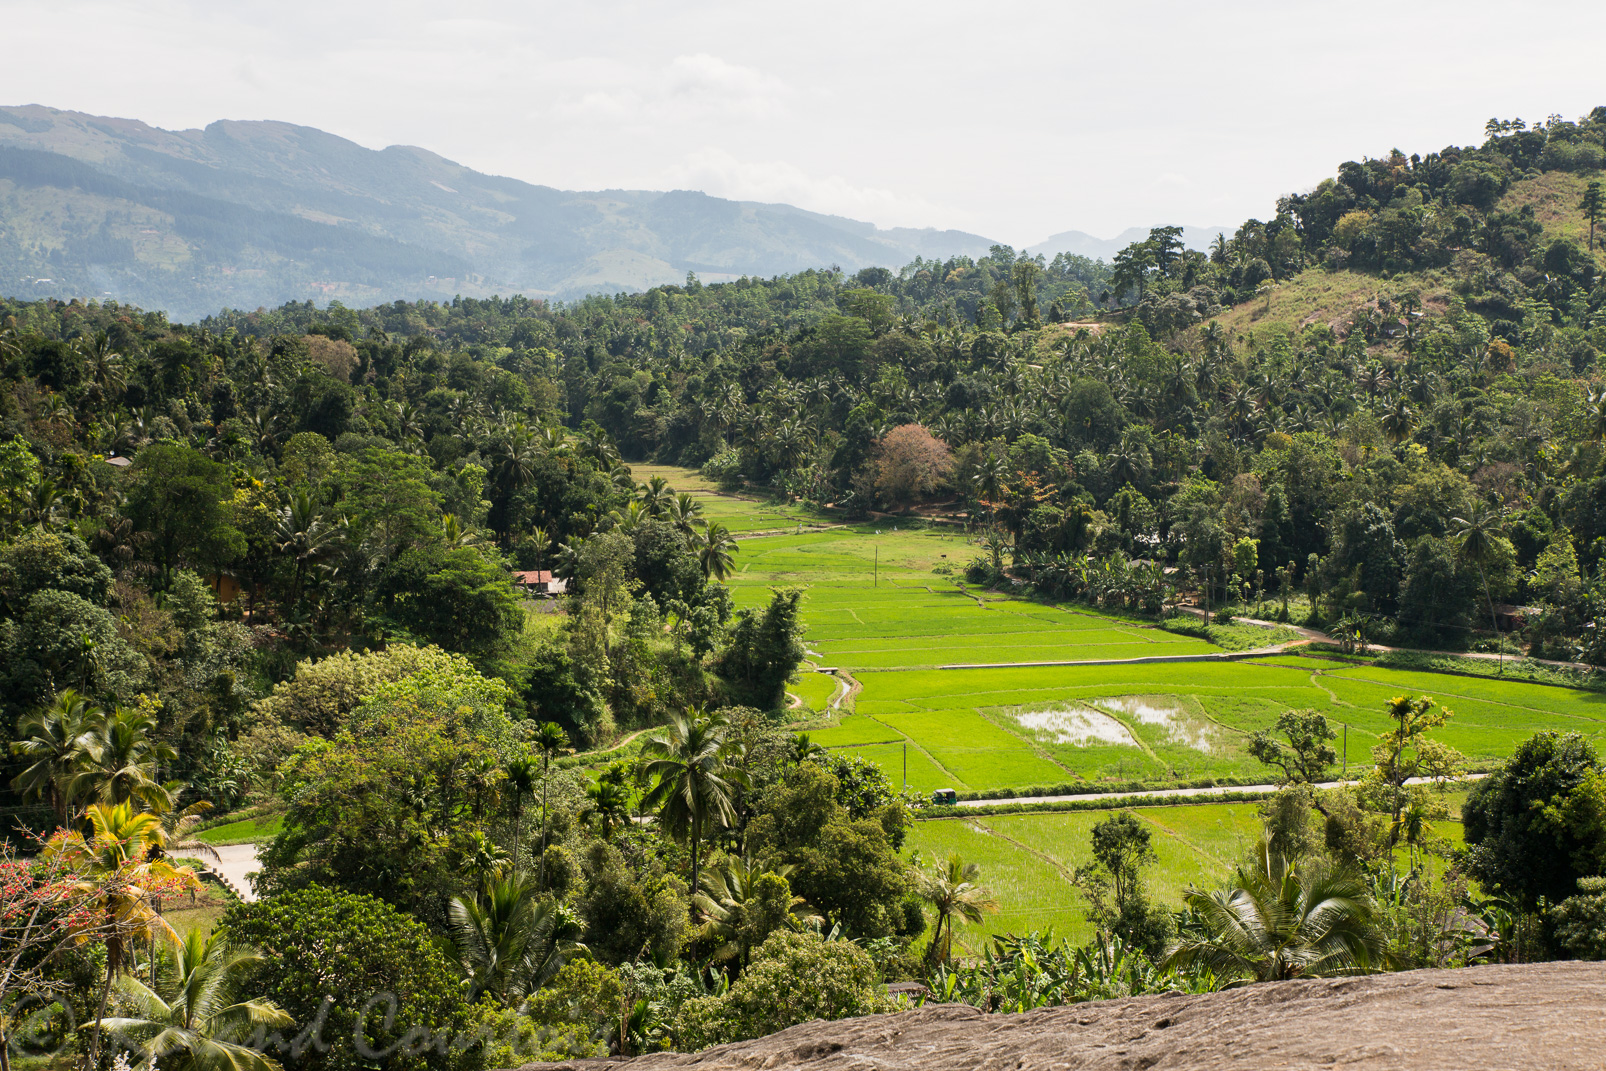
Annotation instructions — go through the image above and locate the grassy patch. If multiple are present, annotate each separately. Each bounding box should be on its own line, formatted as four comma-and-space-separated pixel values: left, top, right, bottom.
195, 814, 283, 845
790, 671, 840, 712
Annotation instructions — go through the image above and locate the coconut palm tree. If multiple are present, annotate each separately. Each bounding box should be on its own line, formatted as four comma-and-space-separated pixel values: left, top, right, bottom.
441, 513, 480, 549
274, 490, 342, 603
786, 732, 826, 766
146, 787, 220, 866
46, 802, 203, 1070
448, 871, 586, 1005
580, 778, 631, 842
695, 522, 738, 581
638, 476, 674, 517
66, 707, 176, 813
667, 493, 704, 535
640, 709, 748, 895
525, 525, 551, 576
10, 690, 102, 823
694, 855, 815, 968
78, 331, 127, 400
1450, 506, 1507, 673
97, 929, 292, 1071
1164, 838, 1384, 985
918, 852, 997, 966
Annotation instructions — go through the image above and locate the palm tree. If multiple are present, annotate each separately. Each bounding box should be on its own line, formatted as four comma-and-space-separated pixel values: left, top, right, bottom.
918, 852, 997, 966
448, 871, 586, 1005
441, 513, 480, 549
528, 525, 552, 574
274, 490, 342, 603
1164, 838, 1384, 985
667, 492, 704, 535
67, 707, 176, 813
46, 803, 203, 1071
638, 476, 674, 517
696, 522, 738, 581
532, 724, 570, 879
97, 929, 293, 1071
694, 855, 814, 968
1381, 397, 1418, 444
580, 779, 631, 841
640, 710, 748, 895
503, 757, 537, 860
146, 787, 220, 866
1450, 506, 1507, 674
78, 331, 127, 400
786, 732, 826, 766
10, 690, 102, 823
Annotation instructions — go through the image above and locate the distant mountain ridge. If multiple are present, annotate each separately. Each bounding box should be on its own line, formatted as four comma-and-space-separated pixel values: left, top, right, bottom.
0, 104, 1214, 319
0, 105, 1005, 319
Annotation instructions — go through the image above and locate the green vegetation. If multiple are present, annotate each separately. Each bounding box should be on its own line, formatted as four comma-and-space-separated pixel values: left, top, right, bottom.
4, 104, 1606, 1064
195, 814, 283, 845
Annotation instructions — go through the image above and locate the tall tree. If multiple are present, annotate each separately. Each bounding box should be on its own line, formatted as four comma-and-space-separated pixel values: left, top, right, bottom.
123, 445, 244, 583
640, 709, 748, 895
531, 722, 569, 879
917, 852, 996, 966
1450, 506, 1507, 673
1582, 180, 1604, 252
10, 690, 101, 822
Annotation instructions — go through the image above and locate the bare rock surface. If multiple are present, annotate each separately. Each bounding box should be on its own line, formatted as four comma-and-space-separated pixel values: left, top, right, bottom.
522, 962, 1606, 1070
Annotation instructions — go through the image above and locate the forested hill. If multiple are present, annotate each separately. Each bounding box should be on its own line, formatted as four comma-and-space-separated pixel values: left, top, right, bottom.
0, 105, 1001, 318
4, 107, 1606, 667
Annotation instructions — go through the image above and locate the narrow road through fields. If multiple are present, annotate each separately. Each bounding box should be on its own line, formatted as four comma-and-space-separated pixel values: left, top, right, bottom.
207, 843, 261, 901
953, 773, 1486, 810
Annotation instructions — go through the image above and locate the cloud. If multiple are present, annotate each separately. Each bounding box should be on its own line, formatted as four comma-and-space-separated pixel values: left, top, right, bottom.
547, 53, 788, 124
667, 148, 967, 231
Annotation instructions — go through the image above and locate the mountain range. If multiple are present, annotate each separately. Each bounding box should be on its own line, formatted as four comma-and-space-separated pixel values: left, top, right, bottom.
0, 105, 1218, 319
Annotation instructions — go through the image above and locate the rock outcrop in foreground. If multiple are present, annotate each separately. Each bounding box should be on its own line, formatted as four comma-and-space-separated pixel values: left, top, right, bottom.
527, 962, 1606, 1070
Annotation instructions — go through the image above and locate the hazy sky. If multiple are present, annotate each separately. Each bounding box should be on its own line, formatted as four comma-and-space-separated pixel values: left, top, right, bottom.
3, 0, 1605, 245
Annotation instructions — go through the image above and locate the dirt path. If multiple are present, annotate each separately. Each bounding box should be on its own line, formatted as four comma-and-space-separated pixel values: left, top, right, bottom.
207, 843, 261, 901
939, 645, 1295, 670
1185, 608, 1600, 674
953, 772, 1485, 810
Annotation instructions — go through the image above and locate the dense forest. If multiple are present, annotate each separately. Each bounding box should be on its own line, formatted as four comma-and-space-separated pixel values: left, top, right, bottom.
1, 109, 1605, 1065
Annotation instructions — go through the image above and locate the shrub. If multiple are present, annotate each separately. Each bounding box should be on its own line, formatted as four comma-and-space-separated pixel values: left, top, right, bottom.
672, 931, 892, 1049
223, 885, 480, 1071
251, 644, 460, 736
1552, 877, 1606, 960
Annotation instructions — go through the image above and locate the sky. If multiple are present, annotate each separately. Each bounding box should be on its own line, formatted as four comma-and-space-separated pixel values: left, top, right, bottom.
2, 0, 1605, 246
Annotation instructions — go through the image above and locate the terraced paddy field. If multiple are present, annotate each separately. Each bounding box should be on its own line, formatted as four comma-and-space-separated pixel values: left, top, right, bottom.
907, 799, 1469, 950
819, 657, 1606, 792
627, 463, 826, 533
631, 467, 1566, 945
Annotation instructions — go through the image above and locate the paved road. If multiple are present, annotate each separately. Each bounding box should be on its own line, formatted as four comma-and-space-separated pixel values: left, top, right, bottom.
955, 773, 1485, 809
208, 842, 261, 901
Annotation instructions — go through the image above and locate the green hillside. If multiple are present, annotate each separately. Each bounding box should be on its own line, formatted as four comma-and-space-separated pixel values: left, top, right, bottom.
0, 105, 999, 318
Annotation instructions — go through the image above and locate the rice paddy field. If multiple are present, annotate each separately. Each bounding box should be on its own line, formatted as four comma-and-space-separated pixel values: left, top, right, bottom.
907, 798, 1469, 951
634, 466, 1571, 944
623, 466, 1606, 798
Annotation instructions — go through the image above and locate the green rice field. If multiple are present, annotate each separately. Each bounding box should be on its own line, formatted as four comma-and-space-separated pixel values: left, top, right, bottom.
637, 466, 1606, 797
630, 468, 1552, 944
908, 799, 1468, 951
